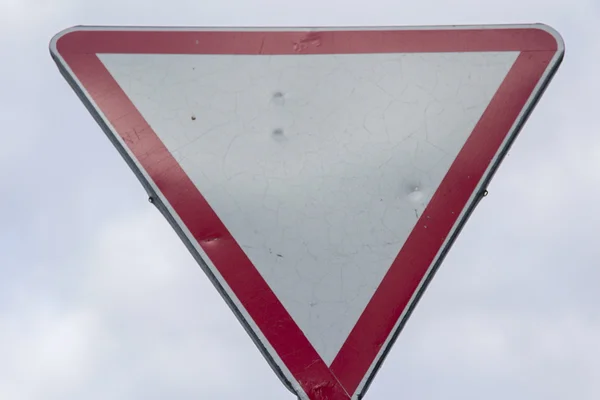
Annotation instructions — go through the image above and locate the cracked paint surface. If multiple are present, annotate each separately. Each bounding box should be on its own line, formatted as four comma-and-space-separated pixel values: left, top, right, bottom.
99, 51, 517, 365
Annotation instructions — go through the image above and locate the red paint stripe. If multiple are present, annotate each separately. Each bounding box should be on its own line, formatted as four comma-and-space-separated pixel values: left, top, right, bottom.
329, 50, 556, 394
54, 27, 559, 399
56, 27, 557, 55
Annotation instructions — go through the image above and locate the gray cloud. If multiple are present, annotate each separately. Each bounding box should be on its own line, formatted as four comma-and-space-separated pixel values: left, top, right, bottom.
1, 0, 599, 399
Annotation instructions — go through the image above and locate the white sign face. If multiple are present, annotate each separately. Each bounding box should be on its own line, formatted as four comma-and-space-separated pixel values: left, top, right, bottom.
50, 25, 563, 400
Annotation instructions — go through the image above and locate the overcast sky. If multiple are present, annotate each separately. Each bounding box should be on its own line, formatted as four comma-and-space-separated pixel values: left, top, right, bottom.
1, 0, 599, 399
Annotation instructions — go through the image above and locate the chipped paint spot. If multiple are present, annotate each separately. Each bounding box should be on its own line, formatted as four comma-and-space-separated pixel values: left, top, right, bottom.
272, 91, 285, 105
293, 33, 323, 52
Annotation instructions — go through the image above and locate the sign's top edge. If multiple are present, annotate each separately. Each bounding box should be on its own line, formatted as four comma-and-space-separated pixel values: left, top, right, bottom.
50, 23, 564, 57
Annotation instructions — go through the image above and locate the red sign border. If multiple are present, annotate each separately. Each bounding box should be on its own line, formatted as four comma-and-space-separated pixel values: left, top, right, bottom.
51, 25, 563, 399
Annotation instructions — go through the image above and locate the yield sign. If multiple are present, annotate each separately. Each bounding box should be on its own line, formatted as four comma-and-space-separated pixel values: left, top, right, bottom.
51, 25, 563, 399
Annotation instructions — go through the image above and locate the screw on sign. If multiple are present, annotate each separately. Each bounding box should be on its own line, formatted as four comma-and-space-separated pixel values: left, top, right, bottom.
50, 25, 563, 399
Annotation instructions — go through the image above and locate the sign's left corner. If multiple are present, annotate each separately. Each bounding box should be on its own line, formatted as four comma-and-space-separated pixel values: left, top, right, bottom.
50, 25, 92, 58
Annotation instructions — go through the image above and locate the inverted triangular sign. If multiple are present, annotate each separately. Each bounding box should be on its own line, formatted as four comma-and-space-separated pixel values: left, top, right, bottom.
51, 25, 563, 399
